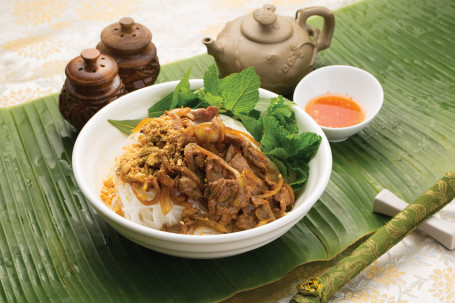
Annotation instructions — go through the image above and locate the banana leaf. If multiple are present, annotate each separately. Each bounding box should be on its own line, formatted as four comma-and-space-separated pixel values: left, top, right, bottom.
1, 0, 454, 301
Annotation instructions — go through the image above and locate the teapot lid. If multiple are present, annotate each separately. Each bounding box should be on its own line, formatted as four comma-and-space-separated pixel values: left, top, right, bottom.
100, 17, 152, 54
241, 4, 292, 44
65, 48, 118, 87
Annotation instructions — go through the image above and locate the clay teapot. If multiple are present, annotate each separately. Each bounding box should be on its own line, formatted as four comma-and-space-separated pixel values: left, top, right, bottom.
202, 4, 335, 95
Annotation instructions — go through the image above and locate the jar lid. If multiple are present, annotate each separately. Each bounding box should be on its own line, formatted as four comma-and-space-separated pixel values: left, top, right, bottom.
100, 17, 152, 54
65, 48, 118, 87
241, 4, 293, 44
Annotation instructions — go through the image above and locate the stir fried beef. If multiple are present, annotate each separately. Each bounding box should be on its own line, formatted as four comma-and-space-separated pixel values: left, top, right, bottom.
229, 153, 250, 173
205, 156, 233, 182
115, 106, 295, 234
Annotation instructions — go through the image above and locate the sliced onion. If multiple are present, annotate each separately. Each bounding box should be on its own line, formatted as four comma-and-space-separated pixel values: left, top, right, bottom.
155, 172, 175, 215
184, 144, 197, 171
214, 116, 225, 147
194, 122, 219, 143
283, 183, 295, 203
257, 174, 284, 198
193, 216, 228, 233
166, 107, 192, 117
160, 185, 173, 216
132, 184, 160, 206
225, 127, 260, 148
149, 177, 162, 203
255, 220, 269, 228
243, 169, 260, 188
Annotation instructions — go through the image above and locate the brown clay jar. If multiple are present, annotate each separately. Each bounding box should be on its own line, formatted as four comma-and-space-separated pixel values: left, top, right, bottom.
96, 17, 160, 92
59, 48, 127, 130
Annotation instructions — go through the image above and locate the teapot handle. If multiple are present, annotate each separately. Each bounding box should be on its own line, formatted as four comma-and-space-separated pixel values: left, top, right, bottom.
296, 7, 335, 51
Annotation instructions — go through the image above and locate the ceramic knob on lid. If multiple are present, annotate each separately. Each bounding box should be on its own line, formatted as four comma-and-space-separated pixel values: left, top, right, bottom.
97, 17, 160, 92
58, 48, 127, 130
241, 4, 293, 44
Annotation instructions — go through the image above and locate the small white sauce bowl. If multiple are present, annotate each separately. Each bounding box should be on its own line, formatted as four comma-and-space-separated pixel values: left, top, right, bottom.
72, 79, 332, 259
293, 65, 383, 142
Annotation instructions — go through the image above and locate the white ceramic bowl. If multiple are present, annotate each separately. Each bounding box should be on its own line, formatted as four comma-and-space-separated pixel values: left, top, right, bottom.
293, 65, 383, 142
72, 79, 332, 259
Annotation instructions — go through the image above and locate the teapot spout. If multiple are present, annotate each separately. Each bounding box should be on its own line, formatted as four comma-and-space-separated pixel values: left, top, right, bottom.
202, 37, 223, 58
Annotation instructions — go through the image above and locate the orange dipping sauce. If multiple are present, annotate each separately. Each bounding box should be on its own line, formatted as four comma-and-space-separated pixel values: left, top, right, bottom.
305, 94, 365, 128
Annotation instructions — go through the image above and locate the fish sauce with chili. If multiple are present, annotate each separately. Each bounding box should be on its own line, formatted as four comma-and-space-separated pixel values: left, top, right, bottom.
305, 94, 365, 128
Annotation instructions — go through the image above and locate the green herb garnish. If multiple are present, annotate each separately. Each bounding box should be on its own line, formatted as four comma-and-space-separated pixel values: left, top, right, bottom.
108, 64, 321, 190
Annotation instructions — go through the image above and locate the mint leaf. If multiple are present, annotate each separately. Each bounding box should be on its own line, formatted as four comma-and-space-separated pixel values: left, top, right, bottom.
238, 114, 264, 141
149, 90, 200, 118
266, 155, 311, 191
108, 119, 142, 135
260, 115, 289, 155
284, 157, 311, 191
170, 66, 193, 109
203, 64, 219, 95
176, 89, 199, 108
148, 67, 199, 117
267, 96, 299, 133
259, 99, 321, 191
254, 96, 295, 113
221, 67, 260, 115
199, 91, 223, 108
217, 75, 230, 93
294, 132, 322, 162
261, 114, 320, 158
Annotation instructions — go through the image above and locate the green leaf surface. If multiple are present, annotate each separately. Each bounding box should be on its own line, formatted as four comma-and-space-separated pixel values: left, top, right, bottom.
170, 66, 193, 109
1, 0, 455, 301
147, 91, 173, 117
199, 91, 224, 108
108, 119, 142, 135
238, 114, 264, 141
203, 64, 219, 95
221, 67, 261, 114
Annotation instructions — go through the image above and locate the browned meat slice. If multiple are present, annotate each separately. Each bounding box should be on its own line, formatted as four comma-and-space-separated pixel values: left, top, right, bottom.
236, 210, 256, 230
274, 184, 294, 212
224, 144, 236, 163
241, 143, 268, 176
206, 179, 238, 205
224, 133, 269, 176
208, 199, 239, 227
206, 178, 240, 226
194, 153, 205, 169
184, 143, 207, 174
176, 176, 202, 201
206, 157, 234, 182
156, 170, 174, 188
229, 153, 250, 173
255, 203, 275, 221
191, 106, 219, 124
